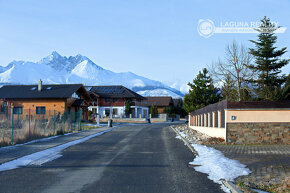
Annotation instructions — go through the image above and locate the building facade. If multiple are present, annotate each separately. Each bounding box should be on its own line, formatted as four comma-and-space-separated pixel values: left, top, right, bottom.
87, 85, 149, 118
146, 96, 174, 114
0, 81, 91, 120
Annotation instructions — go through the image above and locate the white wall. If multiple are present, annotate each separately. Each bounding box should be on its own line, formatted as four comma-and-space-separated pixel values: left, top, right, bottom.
189, 125, 226, 139
89, 106, 149, 118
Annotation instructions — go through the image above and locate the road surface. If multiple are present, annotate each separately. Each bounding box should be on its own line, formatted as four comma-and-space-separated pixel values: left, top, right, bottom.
0, 123, 224, 193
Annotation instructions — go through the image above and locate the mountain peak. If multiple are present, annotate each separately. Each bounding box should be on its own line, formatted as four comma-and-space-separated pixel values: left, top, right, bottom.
73, 54, 89, 62
39, 51, 65, 64
50, 51, 61, 58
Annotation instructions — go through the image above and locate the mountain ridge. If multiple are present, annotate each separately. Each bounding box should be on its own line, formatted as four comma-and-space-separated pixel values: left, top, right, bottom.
0, 52, 184, 98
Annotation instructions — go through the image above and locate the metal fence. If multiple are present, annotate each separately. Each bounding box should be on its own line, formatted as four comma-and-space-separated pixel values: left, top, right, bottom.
0, 108, 82, 146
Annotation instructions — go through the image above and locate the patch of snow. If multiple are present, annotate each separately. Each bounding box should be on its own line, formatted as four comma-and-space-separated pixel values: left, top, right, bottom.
0, 128, 116, 172
132, 79, 145, 87
174, 128, 250, 192
163, 80, 189, 94
137, 89, 183, 98
178, 131, 186, 138
189, 144, 251, 192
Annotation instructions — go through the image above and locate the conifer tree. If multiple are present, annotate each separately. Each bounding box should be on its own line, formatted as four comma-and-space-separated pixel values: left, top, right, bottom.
125, 100, 131, 116
184, 68, 221, 113
249, 16, 289, 100
150, 104, 158, 116
282, 74, 290, 100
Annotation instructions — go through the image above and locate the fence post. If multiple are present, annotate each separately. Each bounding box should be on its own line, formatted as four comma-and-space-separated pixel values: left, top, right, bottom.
43, 113, 45, 135
70, 111, 72, 133
79, 109, 82, 130
11, 109, 14, 145
73, 111, 75, 131
53, 110, 56, 135
28, 108, 30, 138
77, 110, 80, 131
48, 109, 50, 135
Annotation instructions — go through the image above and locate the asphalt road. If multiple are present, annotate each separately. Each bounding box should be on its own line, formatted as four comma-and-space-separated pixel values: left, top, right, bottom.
0, 123, 224, 193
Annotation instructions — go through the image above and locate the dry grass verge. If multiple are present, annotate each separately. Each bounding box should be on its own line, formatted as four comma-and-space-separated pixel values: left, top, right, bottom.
0, 118, 80, 147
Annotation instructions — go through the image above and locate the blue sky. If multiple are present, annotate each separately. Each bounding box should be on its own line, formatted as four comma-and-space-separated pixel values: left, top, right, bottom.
0, 0, 289, 87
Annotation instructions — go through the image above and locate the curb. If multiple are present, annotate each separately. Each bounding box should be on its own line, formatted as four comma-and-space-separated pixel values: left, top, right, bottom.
170, 126, 243, 193
170, 126, 197, 155
221, 180, 243, 193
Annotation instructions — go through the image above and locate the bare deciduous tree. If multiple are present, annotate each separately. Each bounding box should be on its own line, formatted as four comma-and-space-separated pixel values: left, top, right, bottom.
209, 41, 253, 101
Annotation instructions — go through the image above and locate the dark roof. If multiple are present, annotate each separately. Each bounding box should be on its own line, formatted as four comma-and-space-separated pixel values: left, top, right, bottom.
173, 98, 183, 107
227, 100, 290, 109
146, 96, 173, 107
86, 85, 145, 99
71, 99, 87, 107
0, 84, 85, 99
191, 100, 290, 115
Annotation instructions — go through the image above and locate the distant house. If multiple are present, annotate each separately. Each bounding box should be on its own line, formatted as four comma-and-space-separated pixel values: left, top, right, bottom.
0, 80, 91, 120
172, 98, 183, 108
86, 85, 149, 118
146, 96, 174, 114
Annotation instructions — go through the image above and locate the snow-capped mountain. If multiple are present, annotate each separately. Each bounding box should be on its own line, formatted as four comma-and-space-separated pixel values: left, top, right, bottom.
0, 52, 184, 98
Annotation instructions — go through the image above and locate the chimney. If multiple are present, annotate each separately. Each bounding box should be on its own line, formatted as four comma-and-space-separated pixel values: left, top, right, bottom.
38, 79, 42, 91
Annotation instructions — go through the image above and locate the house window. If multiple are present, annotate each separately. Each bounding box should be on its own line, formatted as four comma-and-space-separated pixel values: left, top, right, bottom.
105, 98, 110, 103
113, 108, 118, 115
105, 108, 110, 117
113, 98, 118, 103
13, 107, 23, 115
36, 107, 46, 115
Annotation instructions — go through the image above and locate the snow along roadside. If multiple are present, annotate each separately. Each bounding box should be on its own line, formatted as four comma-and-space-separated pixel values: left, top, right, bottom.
189, 144, 250, 192
0, 127, 117, 172
172, 126, 250, 193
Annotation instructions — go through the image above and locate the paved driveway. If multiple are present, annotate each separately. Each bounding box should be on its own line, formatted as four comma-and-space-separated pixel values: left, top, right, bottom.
0, 123, 224, 193
211, 144, 290, 186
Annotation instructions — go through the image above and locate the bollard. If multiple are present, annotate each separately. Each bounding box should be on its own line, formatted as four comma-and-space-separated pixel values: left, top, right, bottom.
108, 119, 113, 127
97, 114, 100, 126
28, 108, 31, 138
147, 118, 151, 124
